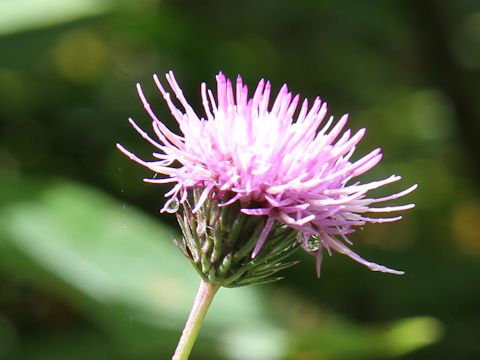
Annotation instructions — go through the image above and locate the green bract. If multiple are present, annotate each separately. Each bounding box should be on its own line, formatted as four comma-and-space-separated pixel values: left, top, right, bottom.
175, 190, 299, 287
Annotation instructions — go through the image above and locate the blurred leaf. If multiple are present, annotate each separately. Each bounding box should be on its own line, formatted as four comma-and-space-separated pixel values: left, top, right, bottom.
288, 315, 443, 359
383, 317, 444, 357
0, 0, 112, 36
0, 179, 283, 359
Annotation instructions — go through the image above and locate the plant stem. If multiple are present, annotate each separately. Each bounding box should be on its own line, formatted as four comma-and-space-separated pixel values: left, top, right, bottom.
172, 280, 219, 360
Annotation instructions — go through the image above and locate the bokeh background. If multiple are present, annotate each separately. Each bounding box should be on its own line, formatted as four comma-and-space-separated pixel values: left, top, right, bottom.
1, 0, 479, 359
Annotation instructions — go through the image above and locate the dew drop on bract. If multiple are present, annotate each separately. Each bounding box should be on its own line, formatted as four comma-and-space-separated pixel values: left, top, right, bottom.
165, 198, 180, 213
306, 235, 320, 252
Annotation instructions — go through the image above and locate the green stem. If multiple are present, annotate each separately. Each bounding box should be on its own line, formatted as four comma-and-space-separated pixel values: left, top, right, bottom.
172, 280, 219, 360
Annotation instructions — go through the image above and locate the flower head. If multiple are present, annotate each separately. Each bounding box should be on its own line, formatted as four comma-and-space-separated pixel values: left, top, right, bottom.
118, 71, 416, 278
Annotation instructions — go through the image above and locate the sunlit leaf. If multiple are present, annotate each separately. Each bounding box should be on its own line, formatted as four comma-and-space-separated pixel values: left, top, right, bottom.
288, 315, 443, 359
0, 179, 282, 359
0, 0, 112, 36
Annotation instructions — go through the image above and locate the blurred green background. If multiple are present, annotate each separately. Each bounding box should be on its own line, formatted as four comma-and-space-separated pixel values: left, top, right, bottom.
1, 0, 479, 359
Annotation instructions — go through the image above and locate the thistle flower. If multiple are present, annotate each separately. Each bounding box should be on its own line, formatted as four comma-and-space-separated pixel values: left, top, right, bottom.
117, 71, 416, 278
118, 71, 417, 359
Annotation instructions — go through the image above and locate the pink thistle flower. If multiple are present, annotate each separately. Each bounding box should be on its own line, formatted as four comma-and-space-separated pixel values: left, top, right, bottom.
117, 71, 416, 277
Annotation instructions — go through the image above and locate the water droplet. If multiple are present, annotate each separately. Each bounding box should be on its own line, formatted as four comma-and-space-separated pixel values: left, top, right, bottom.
306, 235, 320, 252
165, 197, 180, 213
